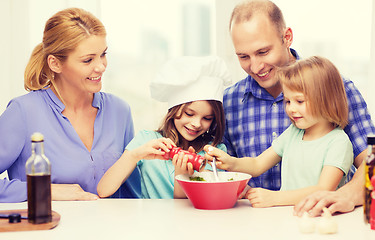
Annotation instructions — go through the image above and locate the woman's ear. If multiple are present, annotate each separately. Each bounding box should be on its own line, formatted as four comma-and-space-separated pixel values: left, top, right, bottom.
47, 55, 62, 73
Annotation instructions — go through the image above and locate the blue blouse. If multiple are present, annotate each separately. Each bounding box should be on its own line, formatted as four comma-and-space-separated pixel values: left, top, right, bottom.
0, 88, 141, 202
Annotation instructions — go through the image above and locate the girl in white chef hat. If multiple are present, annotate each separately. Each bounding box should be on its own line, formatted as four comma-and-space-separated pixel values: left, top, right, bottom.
97, 56, 231, 199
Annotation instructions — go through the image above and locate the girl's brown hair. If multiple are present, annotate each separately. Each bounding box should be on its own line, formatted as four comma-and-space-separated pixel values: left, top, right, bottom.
24, 8, 106, 91
157, 100, 225, 153
277, 56, 348, 129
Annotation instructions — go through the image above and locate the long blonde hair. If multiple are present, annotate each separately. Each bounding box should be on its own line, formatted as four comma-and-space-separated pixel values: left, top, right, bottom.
24, 8, 106, 91
277, 56, 348, 129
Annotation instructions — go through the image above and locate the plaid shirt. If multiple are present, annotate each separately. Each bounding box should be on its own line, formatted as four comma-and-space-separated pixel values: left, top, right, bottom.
223, 49, 375, 190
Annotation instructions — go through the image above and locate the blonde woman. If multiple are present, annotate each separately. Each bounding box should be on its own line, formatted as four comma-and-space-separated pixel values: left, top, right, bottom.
0, 8, 140, 202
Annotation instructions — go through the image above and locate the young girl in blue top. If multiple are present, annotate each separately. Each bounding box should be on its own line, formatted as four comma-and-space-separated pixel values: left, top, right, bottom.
204, 56, 353, 207
97, 56, 231, 199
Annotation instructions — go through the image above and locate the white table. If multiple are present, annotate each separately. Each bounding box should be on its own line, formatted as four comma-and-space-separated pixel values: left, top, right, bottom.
0, 199, 374, 239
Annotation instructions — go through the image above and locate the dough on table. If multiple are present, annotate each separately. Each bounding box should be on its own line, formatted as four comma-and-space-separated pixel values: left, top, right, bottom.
317, 207, 338, 234
298, 212, 315, 234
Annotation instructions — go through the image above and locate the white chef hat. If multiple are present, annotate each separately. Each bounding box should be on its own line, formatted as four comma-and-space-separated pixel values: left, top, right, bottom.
150, 56, 231, 109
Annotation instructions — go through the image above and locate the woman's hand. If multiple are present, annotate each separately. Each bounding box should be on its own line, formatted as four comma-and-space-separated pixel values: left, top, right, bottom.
203, 145, 236, 171
52, 184, 98, 201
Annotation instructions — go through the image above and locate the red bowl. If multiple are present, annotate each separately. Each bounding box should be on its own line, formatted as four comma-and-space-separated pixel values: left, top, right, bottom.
175, 172, 251, 210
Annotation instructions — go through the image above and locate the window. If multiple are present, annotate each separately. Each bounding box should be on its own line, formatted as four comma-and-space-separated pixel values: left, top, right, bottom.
101, 0, 216, 132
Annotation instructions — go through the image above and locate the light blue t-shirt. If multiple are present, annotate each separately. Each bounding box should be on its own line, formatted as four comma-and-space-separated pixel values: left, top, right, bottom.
272, 124, 353, 191
126, 130, 227, 199
0, 89, 141, 202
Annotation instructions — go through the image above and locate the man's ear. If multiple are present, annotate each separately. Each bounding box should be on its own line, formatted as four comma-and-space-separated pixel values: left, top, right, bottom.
47, 55, 62, 73
283, 27, 293, 48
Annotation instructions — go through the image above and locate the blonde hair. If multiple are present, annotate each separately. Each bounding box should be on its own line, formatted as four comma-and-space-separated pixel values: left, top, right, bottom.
24, 8, 106, 91
277, 56, 348, 129
229, 0, 286, 38
157, 100, 225, 153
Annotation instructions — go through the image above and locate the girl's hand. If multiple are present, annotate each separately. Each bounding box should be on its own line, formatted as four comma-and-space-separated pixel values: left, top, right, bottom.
172, 151, 194, 176
245, 187, 276, 208
173, 148, 195, 199
238, 185, 251, 199
203, 145, 236, 171
131, 138, 176, 160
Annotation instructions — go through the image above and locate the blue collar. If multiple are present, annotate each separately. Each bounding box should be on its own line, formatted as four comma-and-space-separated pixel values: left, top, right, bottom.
45, 88, 101, 113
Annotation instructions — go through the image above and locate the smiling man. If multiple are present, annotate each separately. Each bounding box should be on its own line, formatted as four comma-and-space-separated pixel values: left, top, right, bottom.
223, 0, 375, 196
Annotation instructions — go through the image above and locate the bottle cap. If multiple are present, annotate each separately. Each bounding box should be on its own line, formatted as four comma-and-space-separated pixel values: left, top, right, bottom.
367, 135, 375, 145
31, 132, 44, 142
8, 213, 21, 223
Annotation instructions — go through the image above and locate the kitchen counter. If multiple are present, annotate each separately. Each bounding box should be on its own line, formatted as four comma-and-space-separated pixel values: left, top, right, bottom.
0, 199, 374, 239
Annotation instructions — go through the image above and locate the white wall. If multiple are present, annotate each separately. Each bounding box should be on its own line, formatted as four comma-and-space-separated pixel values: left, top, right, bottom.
0, 0, 29, 113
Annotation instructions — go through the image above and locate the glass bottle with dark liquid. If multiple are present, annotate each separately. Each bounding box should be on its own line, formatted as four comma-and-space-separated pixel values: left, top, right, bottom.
364, 135, 375, 228
25, 132, 52, 224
